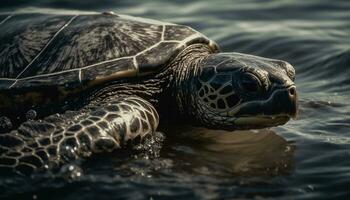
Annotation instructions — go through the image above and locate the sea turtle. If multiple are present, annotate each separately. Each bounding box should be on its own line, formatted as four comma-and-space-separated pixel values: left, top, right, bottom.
0, 11, 298, 174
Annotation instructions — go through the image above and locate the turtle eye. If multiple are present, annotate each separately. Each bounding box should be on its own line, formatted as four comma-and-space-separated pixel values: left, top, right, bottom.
240, 73, 261, 93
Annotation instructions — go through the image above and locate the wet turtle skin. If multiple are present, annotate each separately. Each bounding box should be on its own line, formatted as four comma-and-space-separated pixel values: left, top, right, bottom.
0, 11, 297, 174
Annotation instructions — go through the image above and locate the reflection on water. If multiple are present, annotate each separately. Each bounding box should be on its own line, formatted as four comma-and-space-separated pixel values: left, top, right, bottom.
164, 127, 294, 176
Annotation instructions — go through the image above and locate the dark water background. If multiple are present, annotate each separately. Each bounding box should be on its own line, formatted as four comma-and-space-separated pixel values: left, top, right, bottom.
1, 0, 350, 199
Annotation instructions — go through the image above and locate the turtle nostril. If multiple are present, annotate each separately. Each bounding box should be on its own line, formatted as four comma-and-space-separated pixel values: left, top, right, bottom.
289, 86, 296, 96
287, 86, 298, 118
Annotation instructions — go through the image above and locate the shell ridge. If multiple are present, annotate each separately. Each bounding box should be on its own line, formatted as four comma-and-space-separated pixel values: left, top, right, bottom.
161, 24, 166, 41
5, 31, 206, 82
0, 15, 12, 26
24, 39, 166, 81
13, 15, 79, 81
0, 12, 219, 89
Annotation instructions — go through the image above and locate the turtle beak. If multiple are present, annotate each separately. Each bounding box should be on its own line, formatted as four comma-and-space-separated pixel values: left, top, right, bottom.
234, 85, 299, 120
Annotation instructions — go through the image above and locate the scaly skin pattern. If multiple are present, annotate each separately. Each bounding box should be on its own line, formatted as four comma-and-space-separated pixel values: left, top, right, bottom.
0, 44, 212, 175
177, 52, 297, 130
0, 11, 298, 174
0, 43, 298, 174
0, 96, 158, 174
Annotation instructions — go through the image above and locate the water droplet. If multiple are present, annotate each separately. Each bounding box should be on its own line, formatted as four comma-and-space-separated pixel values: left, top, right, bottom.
0, 116, 12, 131
26, 109, 37, 120
60, 164, 84, 180
307, 185, 314, 191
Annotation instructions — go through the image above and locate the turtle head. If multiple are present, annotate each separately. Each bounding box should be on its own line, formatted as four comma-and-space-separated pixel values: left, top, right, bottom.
188, 52, 298, 130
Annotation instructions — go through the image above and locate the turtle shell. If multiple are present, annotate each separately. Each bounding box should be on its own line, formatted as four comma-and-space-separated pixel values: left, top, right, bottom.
0, 11, 219, 114
0, 11, 219, 90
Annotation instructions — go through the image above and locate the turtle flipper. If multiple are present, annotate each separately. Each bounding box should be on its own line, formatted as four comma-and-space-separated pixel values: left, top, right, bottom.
0, 96, 159, 175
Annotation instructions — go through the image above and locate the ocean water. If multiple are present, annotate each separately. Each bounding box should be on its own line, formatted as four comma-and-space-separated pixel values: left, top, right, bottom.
1, 0, 350, 199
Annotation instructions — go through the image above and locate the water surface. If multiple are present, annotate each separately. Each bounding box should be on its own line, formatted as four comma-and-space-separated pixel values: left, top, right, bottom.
1, 0, 350, 199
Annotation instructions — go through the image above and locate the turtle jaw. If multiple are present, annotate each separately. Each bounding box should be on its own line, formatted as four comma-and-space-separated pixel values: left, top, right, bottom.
225, 85, 298, 129
233, 115, 291, 129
